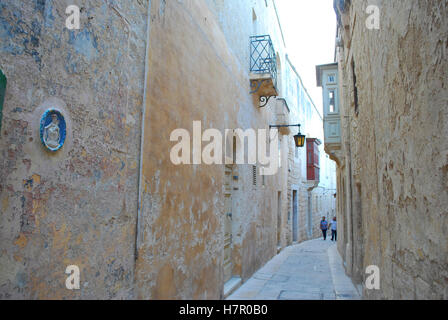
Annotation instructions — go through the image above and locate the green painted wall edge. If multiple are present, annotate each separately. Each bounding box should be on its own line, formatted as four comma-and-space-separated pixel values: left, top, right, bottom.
0, 69, 6, 132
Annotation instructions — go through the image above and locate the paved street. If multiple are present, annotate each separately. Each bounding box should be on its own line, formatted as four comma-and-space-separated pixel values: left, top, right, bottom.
227, 239, 361, 300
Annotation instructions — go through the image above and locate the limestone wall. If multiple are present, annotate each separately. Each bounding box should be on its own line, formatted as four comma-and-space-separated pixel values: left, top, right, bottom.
135, 0, 290, 299
0, 0, 148, 299
335, 0, 448, 299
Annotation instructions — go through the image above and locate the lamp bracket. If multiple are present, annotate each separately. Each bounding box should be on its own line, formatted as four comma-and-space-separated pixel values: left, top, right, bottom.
259, 95, 277, 108
269, 124, 301, 130
269, 124, 305, 148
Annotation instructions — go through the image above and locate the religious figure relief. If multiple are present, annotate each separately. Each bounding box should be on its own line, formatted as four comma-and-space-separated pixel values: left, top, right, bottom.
40, 109, 66, 151
44, 114, 61, 149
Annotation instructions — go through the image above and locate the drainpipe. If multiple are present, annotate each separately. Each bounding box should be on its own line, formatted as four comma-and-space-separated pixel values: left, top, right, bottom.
135, 0, 152, 261
307, 190, 312, 238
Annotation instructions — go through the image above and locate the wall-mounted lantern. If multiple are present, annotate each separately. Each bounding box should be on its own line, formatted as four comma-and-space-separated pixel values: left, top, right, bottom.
294, 131, 306, 148
269, 124, 305, 148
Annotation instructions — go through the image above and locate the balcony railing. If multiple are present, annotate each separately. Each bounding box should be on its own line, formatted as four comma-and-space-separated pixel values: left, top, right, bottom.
250, 35, 277, 89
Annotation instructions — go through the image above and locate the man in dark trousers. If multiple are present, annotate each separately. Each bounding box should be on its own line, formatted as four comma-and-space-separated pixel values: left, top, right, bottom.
320, 216, 328, 240
330, 217, 337, 241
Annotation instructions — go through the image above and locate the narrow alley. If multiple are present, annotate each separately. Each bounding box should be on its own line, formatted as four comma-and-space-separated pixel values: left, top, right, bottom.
0, 0, 446, 302
228, 239, 360, 300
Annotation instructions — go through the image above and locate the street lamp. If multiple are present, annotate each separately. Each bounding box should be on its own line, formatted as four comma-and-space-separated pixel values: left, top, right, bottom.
293, 126, 306, 148
269, 124, 306, 148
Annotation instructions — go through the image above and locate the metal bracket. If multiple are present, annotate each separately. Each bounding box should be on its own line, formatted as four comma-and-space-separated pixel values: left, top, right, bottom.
249, 79, 269, 94
269, 123, 301, 130
259, 95, 277, 108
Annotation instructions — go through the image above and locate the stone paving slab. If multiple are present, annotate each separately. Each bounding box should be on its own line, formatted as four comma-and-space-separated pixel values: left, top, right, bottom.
227, 239, 361, 300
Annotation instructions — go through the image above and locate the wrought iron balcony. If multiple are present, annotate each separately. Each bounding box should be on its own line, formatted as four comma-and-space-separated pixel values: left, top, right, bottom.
249, 35, 278, 99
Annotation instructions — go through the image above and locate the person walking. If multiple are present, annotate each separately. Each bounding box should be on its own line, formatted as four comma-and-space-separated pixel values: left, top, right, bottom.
330, 217, 337, 241
320, 216, 328, 240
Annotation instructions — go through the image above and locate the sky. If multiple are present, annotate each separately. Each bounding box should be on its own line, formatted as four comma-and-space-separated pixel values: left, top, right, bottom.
275, 0, 337, 114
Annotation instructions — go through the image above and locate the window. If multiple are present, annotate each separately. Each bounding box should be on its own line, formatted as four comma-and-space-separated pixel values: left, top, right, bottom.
352, 59, 359, 115
306, 138, 320, 181
329, 90, 336, 113
328, 74, 336, 84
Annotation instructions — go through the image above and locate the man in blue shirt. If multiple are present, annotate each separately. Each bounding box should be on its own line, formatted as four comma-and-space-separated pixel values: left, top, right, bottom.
320, 217, 328, 240
330, 217, 337, 241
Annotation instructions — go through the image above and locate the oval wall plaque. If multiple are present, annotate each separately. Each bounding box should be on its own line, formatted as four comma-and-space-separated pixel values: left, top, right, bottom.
39, 109, 66, 152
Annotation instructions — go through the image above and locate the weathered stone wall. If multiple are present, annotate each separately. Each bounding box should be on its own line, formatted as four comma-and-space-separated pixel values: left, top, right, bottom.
0, 0, 148, 299
335, 0, 448, 299
134, 0, 289, 299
